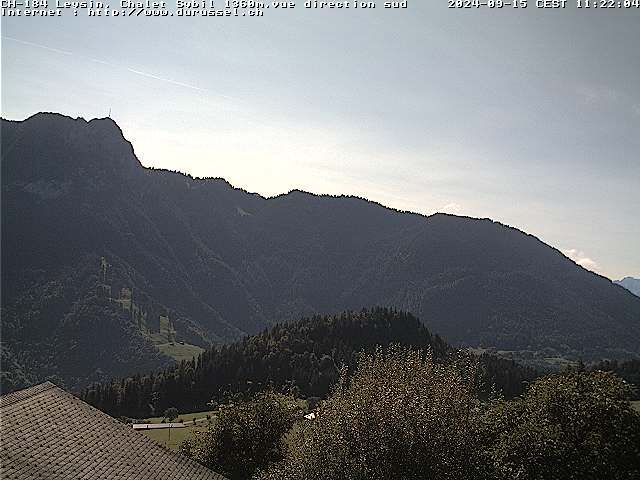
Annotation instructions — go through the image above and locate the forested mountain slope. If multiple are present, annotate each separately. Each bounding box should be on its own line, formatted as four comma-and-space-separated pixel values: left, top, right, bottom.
2, 113, 639, 390
81, 308, 537, 417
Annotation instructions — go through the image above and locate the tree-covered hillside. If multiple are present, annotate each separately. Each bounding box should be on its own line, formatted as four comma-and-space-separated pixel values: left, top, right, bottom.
81, 308, 537, 418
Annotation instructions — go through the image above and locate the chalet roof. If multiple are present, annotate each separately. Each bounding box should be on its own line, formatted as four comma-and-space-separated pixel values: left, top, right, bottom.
0, 382, 226, 480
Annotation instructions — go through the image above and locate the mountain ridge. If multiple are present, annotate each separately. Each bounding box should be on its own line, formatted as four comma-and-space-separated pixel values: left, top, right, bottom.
2, 112, 639, 390
615, 277, 640, 297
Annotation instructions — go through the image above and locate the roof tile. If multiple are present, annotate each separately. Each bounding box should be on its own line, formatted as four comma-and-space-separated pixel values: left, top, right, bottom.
1, 383, 226, 480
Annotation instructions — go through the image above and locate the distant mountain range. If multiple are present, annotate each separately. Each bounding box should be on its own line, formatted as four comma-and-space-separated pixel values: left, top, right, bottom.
2, 113, 640, 390
615, 277, 640, 297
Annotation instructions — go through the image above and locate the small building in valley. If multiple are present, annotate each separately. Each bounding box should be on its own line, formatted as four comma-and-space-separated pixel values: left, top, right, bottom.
0, 382, 226, 480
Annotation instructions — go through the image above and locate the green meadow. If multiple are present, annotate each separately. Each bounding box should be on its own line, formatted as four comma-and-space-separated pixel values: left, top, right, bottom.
156, 342, 205, 363
138, 410, 217, 450
141, 423, 209, 450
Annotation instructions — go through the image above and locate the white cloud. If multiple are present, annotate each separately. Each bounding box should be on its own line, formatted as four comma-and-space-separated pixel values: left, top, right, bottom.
562, 248, 599, 272
575, 85, 619, 105
439, 202, 462, 214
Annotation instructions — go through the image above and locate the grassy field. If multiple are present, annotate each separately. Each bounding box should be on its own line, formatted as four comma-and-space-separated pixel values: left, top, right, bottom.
632, 401, 640, 413
156, 342, 205, 362
141, 423, 209, 450
466, 347, 577, 372
139, 409, 217, 450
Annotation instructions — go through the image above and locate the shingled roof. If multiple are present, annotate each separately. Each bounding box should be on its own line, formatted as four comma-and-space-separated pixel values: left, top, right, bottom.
0, 382, 227, 480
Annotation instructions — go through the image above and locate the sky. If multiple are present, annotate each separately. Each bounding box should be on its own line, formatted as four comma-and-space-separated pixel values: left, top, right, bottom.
1, 4, 639, 280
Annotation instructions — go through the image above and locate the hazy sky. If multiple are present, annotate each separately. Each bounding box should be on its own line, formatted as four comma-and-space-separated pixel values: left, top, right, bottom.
2, 5, 638, 280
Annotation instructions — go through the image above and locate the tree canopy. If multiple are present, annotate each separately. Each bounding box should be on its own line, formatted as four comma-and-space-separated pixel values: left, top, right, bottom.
81, 308, 536, 418
479, 371, 640, 480
180, 392, 303, 480
182, 347, 640, 480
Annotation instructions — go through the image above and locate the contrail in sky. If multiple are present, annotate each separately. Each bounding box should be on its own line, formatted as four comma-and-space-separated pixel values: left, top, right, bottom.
3, 35, 229, 98
126, 67, 209, 93
2, 36, 73, 55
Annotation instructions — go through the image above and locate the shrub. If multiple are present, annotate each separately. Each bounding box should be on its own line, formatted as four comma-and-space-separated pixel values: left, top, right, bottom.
259, 346, 488, 480
478, 371, 640, 480
163, 407, 178, 422
180, 392, 303, 480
